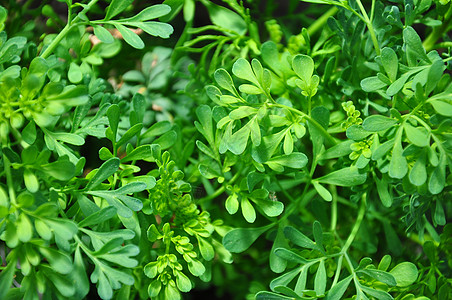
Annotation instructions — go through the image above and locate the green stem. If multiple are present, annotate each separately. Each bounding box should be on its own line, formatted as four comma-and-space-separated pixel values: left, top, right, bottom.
331, 254, 343, 287
307, 6, 338, 36
40, 23, 73, 59
423, 5, 452, 52
330, 185, 338, 232
354, 0, 380, 56
342, 195, 366, 253
40, 0, 99, 59
434, 41, 452, 49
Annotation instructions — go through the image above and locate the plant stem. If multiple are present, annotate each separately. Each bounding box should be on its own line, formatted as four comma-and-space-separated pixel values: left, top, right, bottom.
423, 5, 452, 52
40, 0, 100, 59
331, 254, 343, 286
330, 185, 338, 232
40, 24, 74, 59
342, 194, 366, 253
354, 0, 380, 56
307, 6, 338, 36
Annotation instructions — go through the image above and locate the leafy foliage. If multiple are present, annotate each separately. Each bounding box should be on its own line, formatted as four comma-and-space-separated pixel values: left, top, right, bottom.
0, 0, 451, 299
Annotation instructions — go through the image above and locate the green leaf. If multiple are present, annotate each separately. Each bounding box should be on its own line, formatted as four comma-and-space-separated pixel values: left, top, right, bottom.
429, 100, 452, 117
320, 140, 353, 160
198, 163, 221, 179
69, 247, 90, 299
361, 76, 387, 92
372, 138, 395, 160
256, 291, 297, 300
22, 121, 37, 144
46, 85, 89, 106
428, 160, 446, 194
93, 25, 114, 43
154, 130, 177, 149
114, 24, 144, 49
359, 269, 397, 286
68, 62, 82, 83
0, 262, 16, 299
214, 68, 236, 95
326, 276, 352, 300
311, 106, 330, 129
175, 270, 192, 292
362, 115, 397, 132
232, 58, 259, 86
283, 226, 316, 249
381, 47, 398, 82
266, 152, 308, 170
41, 159, 75, 181
314, 260, 326, 296
48, 131, 85, 146
105, 0, 134, 20
223, 224, 274, 253
17, 213, 33, 243
434, 200, 446, 226
107, 104, 120, 138
269, 266, 303, 291
225, 193, 239, 214
227, 125, 250, 155
148, 280, 162, 297
86, 182, 145, 218
270, 226, 288, 273
120, 4, 171, 22
78, 206, 117, 227
361, 286, 393, 300
404, 123, 429, 147
375, 176, 392, 207
230, 107, 258, 120
274, 248, 309, 264
143, 121, 172, 139
313, 221, 323, 249
40, 265, 76, 297
239, 83, 262, 94
293, 54, 314, 83
253, 198, 284, 217
316, 167, 366, 186
346, 125, 372, 140
389, 140, 408, 179
403, 26, 430, 63
38, 246, 73, 274
85, 157, 120, 190
241, 197, 256, 223
196, 105, 214, 141
23, 169, 39, 193
187, 259, 205, 277
389, 262, 418, 287
121, 145, 154, 162
197, 236, 214, 261
134, 21, 173, 39
203, 1, 247, 35
313, 181, 332, 202
116, 123, 143, 148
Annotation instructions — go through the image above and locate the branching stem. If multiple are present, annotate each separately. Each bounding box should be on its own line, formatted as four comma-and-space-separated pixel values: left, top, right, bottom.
40, 0, 99, 59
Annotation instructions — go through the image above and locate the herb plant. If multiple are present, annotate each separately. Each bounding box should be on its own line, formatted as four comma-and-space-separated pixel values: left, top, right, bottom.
0, 0, 451, 299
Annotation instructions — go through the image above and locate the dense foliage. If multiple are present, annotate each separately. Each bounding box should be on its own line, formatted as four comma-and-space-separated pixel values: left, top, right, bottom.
0, 0, 451, 299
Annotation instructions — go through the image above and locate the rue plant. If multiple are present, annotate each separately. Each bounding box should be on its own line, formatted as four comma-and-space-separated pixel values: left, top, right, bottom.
0, 0, 450, 299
